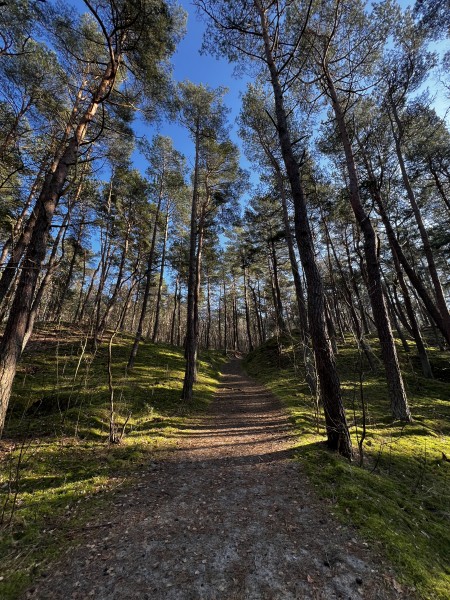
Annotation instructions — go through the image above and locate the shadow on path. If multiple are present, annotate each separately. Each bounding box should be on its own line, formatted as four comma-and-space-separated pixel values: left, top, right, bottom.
27, 359, 408, 600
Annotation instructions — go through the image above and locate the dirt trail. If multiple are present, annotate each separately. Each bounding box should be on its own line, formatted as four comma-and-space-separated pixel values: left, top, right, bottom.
27, 359, 410, 599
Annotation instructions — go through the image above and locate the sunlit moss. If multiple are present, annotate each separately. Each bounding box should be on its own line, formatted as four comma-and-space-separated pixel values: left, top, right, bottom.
244, 334, 450, 600
0, 325, 227, 600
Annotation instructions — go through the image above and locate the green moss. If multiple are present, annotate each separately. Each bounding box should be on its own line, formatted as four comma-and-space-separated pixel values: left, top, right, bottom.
244, 334, 450, 600
0, 325, 227, 599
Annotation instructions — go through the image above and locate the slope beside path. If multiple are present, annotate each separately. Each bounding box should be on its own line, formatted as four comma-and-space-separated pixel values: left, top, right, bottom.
26, 359, 411, 599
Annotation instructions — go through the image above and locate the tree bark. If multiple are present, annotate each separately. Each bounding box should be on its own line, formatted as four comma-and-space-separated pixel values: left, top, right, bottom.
269, 240, 286, 334
170, 275, 179, 346
360, 149, 450, 345
243, 267, 254, 352
97, 222, 131, 337
153, 207, 170, 343
127, 181, 164, 369
255, 1, 352, 457
22, 210, 71, 349
428, 157, 450, 213
249, 281, 264, 346
0, 58, 118, 435
205, 276, 212, 350
390, 102, 450, 337
325, 68, 411, 422
223, 277, 228, 355
181, 124, 201, 400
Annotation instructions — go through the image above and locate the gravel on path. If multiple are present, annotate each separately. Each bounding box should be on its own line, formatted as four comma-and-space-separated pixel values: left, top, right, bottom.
27, 359, 413, 599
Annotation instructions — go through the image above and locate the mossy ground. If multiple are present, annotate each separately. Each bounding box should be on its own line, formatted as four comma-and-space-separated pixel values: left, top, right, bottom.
0, 324, 227, 600
244, 335, 450, 600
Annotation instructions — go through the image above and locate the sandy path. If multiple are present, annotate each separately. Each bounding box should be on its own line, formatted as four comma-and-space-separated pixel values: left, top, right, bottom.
27, 359, 410, 599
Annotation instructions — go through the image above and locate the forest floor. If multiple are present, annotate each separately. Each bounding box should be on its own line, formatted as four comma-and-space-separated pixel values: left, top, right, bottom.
25, 359, 411, 600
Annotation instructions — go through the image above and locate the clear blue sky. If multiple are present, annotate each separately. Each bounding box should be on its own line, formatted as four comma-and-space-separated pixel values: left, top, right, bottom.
141, 0, 251, 176
70, 0, 447, 182
153, 0, 448, 181
68, 0, 249, 174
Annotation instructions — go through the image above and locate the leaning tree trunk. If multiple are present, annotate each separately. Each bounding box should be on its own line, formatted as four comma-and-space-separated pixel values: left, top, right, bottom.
390, 101, 450, 338
428, 157, 450, 213
0, 58, 118, 436
0, 82, 86, 304
359, 148, 450, 346
322, 210, 376, 372
325, 69, 411, 422
22, 209, 71, 350
343, 230, 371, 336
259, 141, 313, 352
393, 256, 433, 378
256, 1, 352, 458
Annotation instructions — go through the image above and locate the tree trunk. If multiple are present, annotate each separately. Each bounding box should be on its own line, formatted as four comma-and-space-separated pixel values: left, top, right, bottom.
127, 182, 163, 370
73, 249, 87, 323
181, 124, 201, 400
193, 210, 205, 357
97, 223, 131, 337
390, 104, 450, 333
428, 157, 450, 213
232, 277, 239, 351
176, 283, 182, 347
360, 149, 450, 345
268, 241, 286, 334
170, 275, 179, 346
258, 135, 313, 356
390, 244, 434, 379
243, 267, 254, 352
249, 281, 263, 346
343, 229, 371, 335
78, 256, 101, 323
322, 211, 376, 371
0, 57, 118, 434
255, 1, 352, 457
223, 277, 228, 355
152, 207, 170, 343
205, 276, 212, 350
92, 241, 113, 333
50, 161, 90, 320
23, 210, 71, 349
325, 69, 411, 422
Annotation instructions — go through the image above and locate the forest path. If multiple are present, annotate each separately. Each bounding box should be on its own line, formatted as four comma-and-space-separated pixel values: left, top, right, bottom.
27, 359, 408, 600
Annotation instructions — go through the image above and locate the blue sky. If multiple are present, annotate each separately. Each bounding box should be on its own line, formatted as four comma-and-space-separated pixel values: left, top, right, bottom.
147, 0, 448, 179
140, 0, 251, 176
70, 0, 448, 183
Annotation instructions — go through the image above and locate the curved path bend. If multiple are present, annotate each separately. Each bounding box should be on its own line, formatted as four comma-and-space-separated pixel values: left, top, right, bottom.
27, 359, 410, 600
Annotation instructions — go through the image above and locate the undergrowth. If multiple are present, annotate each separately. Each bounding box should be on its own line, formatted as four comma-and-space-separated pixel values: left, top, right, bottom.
244, 334, 450, 600
0, 323, 227, 600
